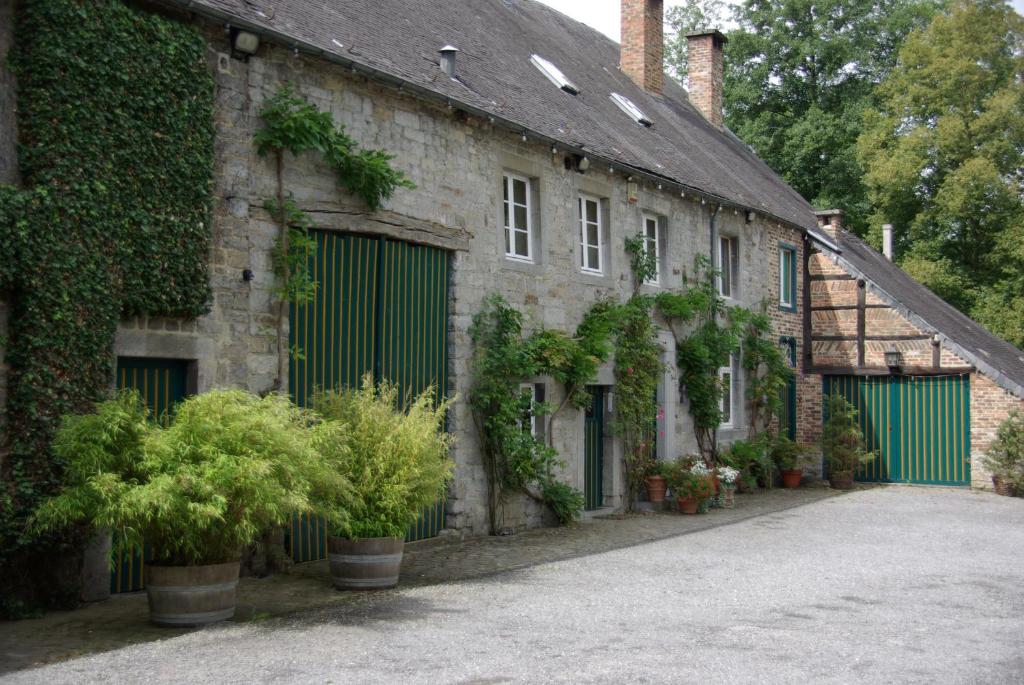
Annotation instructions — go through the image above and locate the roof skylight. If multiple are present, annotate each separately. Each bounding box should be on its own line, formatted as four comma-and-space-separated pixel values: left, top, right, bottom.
610, 93, 652, 127
530, 55, 580, 95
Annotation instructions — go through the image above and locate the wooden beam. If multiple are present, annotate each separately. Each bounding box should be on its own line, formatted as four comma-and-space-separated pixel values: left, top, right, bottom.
812, 334, 933, 342
809, 274, 856, 281
802, 235, 813, 371
856, 280, 866, 367
807, 365, 975, 377
811, 304, 889, 311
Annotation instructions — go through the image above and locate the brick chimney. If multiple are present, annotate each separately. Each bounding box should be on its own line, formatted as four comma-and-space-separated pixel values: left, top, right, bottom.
621, 0, 664, 95
814, 209, 843, 240
686, 30, 727, 127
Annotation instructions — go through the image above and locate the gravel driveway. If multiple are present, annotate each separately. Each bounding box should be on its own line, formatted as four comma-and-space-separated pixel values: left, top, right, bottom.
4, 487, 1022, 684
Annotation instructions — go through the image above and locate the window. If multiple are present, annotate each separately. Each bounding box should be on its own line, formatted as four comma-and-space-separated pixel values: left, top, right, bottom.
719, 356, 735, 428
519, 383, 545, 438
717, 235, 738, 298
779, 244, 796, 310
610, 93, 653, 127
643, 214, 660, 285
530, 55, 580, 94
579, 195, 603, 274
503, 174, 533, 262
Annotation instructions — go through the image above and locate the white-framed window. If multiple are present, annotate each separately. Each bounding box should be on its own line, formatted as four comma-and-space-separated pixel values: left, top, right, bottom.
717, 235, 738, 298
643, 214, 660, 285
518, 383, 544, 438
779, 245, 796, 310
503, 174, 533, 262
719, 356, 735, 428
579, 195, 603, 274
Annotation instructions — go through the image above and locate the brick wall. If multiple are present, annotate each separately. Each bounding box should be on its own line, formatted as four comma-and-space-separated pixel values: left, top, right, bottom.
686, 33, 724, 127
970, 373, 1024, 489
620, 0, 664, 94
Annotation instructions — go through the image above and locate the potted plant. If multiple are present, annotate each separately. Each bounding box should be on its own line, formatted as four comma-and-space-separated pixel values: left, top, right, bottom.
717, 465, 740, 508
822, 393, 875, 490
313, 377, 454, 590
983, 411, 1024, 497
770, 436, 812, 488
666, 456, 715, 514
32, 391, 339, 626
644, 460, 670, 503
721, 439, 769, 492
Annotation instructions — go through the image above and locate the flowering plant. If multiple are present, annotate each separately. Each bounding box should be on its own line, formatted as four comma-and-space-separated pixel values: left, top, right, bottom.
666, 456, 715, 499
717, 466, 740, 485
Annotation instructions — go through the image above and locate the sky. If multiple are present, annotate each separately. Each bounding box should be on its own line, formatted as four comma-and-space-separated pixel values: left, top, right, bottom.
536, 0, 1024, 41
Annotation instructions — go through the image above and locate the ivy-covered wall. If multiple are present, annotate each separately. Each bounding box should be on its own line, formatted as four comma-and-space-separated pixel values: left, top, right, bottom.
0, 0, 213, 615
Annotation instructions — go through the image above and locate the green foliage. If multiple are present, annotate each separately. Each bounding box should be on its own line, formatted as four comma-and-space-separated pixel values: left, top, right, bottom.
624, 234, 658, 292
769, 436, 812, 471
665, 0, 941, 235
313, 378, 454, 539
664, 0, 728, 82
822, 393, 876, 475
656, 257, 745, 464
469, 295, 600, 530
741, 310, 795, 436
664, 456, 715, 500
982, 410, 1024, 492
255, 85, 414, 211
610, 296, 663, 508
1, 0, 214, 615
858, 0, 1024, 346
720, 437, 773, 490
32, 391, 342, 566
263, 196, 318, 307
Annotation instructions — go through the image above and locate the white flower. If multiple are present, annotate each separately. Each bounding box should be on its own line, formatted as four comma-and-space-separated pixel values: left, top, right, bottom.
718, 466, 740, 484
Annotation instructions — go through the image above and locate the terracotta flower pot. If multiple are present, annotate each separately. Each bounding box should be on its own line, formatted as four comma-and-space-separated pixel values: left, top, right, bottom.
781, 468, 803, 489
677, 496, 700, 514
645, 475, 668, 503
829, 471, 855, 490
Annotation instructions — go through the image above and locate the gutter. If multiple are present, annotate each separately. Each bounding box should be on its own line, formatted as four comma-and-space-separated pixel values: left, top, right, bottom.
169, 0, 817, 237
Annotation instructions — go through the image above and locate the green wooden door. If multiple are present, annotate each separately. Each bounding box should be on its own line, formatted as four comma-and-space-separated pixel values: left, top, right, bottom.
779, 337, 797, 440
823, 375, 970, 486
111, 357, 189, 593
289, 231, 450, 560
584, 386, 605, 511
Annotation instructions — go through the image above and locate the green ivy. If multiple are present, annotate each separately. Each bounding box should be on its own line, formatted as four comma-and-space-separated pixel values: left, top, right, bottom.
0, 0, 214, 616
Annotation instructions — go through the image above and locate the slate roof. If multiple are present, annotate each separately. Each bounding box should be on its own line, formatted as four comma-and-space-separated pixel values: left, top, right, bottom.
169, 0, 819, 231
828, 229, 1024, 398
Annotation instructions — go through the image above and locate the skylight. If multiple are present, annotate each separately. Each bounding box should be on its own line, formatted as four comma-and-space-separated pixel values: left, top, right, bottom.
610, 93, 652, 127
530, 55, 580, 95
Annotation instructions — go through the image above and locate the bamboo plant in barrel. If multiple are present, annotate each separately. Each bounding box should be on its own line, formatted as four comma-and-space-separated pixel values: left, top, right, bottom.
313, 376, 454, 590
32, 390, 349, 625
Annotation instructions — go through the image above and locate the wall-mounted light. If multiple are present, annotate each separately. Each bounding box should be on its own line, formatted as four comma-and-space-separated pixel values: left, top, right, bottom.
573, 155, 591, 173
230, 28, 260, 56
746, 210, 755, 224
885, 349, 902, 371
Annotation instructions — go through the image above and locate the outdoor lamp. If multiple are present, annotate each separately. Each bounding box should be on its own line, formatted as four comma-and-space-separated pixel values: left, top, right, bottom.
885, 349, 902, 370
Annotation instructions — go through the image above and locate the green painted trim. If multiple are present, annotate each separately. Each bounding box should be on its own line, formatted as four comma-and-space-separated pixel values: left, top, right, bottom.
778, 242, 798, 313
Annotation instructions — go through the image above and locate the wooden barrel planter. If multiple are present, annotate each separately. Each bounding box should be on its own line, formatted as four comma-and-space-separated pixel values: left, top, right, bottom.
145, 561, 239, 627
328, 536, 404, 590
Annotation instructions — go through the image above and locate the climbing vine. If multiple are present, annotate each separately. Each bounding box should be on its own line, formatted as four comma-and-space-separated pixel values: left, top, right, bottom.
254, 86, 414, 389
741, 309, 794, 438
0, 0, 214, 616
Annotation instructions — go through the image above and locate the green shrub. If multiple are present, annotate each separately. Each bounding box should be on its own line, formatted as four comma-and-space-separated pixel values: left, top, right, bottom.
721, 438, 772, 489
32, 391, 344, 566
983, 410, 1024, 492
769, 436, 812, 471
313, 377, 454, 539
822, 393, 875, 476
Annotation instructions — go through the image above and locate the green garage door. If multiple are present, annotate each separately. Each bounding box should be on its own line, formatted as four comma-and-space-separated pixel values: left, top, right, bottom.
289, 231, 450, 560
824, 375, 970, 486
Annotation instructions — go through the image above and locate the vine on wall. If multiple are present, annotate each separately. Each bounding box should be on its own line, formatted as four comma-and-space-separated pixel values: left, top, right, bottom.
0, 0, 214, 616
254, 86, 414, 389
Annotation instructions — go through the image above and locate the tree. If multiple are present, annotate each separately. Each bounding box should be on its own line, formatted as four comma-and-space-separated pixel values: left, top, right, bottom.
664, 0, 942, 235
857, 0, 1024, 346
665, 0, 729, 83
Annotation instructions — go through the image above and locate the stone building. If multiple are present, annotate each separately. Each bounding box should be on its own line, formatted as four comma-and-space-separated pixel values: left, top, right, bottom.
3, 0, 1017, 570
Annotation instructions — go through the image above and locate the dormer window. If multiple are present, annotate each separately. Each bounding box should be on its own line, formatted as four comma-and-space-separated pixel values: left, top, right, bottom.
530, 55, 580, 95
610, 93, 652, 127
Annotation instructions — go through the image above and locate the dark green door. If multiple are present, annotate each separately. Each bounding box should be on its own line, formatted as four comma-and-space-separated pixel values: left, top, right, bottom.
289, 231, 450, 559
112, 357, 189, 593
824, 375, 970, 486
584, 386, 605, 510
779, 337, 797, 440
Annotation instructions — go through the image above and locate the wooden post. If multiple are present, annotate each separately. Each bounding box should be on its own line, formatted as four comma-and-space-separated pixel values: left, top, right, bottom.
856, 280, 866, 368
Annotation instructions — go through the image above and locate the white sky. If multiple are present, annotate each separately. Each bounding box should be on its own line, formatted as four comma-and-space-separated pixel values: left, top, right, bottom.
536, 0, 1024, 41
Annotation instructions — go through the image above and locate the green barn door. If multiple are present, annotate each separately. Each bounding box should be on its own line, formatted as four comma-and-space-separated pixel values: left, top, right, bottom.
584, 386, 605, 510
823, 375, 970, 486
289, 231, 450, 560
112, 357, 189, 593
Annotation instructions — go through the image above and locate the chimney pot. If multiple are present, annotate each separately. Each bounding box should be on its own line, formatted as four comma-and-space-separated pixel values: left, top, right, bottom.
620, 0, 664, 95
686, 30, 727, 127
439, 45, 459, 78
882, 224, 894, 261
